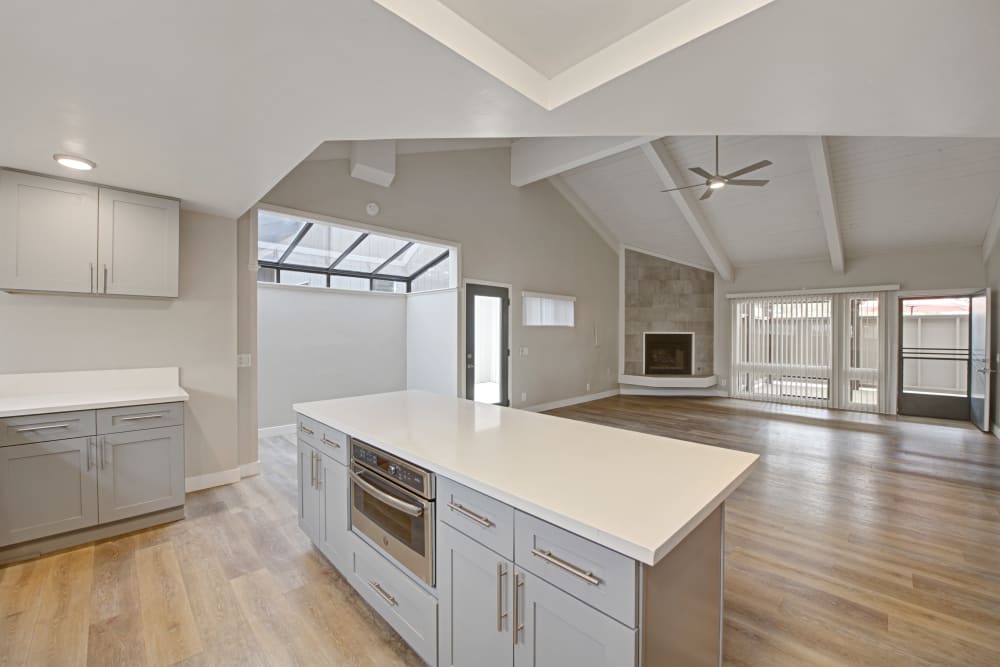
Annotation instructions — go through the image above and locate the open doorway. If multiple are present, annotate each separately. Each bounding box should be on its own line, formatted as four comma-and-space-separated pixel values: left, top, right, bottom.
465, 283, 510, 406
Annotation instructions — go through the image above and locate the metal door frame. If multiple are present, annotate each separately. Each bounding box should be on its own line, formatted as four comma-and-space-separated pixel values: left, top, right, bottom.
465, 281, 510, 406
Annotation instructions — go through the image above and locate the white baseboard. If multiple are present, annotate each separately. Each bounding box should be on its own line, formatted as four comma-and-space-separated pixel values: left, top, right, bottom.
619, 386, 728, 397
240, 460, 261, 478
258, 423, 295, 438
992, 422, 1000, 439
185, 467, 241, 492
523, 388, 620, 413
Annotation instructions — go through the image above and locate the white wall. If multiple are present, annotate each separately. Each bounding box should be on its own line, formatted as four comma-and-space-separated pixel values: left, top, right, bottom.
261, 148, 619, 408
257, 284, 407, 428
406, 289, 459, 396
0, 211, 239, 480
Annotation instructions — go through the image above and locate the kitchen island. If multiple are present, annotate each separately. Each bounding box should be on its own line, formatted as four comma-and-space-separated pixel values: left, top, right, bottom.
295, 390, 758, 667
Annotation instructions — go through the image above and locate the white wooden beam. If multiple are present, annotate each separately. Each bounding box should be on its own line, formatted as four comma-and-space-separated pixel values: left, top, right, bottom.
639, 141, 734, 281
511, 136, 654, 186
982, 193, 1000, 263
806, 136, 846, 273
548, 175, 618, 250
350, 140, 396, 187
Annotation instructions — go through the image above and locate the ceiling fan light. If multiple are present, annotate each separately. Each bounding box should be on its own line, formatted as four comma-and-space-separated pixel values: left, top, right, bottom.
708, 178, 726, 189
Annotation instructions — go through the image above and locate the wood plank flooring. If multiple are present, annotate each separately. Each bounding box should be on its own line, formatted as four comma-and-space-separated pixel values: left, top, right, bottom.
1, 396, 998, 665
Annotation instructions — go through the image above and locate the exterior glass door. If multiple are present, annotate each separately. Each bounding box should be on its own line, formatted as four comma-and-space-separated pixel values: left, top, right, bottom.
465, 284, 509, 406
898, 296, 971, 420
969, 289, 991, 431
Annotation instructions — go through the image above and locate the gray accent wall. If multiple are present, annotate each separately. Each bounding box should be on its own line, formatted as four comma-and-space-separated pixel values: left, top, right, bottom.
624, 250, 714, 376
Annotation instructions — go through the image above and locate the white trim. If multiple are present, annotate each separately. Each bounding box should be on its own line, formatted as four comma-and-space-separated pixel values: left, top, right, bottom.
240, 460, 261, 478
991, 422, 1000, 439
522, 388, 619, 412
522, 290, 575, 302
619, 386, 727, 397
982, 194, 1000, 263
618, 246, 627, 377
726, 284, 900, 299
186, 468, 241, 492
622, 245, 715, 274
257, 281, 407, 297
258, 423, 296, 438
620, 373, 717, 388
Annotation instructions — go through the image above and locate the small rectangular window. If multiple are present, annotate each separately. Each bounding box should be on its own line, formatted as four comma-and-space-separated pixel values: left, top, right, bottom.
523, 292, 575, 327
279, 270, 326, 287
372, 279, 406, 293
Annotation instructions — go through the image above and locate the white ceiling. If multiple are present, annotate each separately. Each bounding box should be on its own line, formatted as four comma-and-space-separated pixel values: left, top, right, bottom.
557, 136, 1000, 270
2, 0, 1000, 218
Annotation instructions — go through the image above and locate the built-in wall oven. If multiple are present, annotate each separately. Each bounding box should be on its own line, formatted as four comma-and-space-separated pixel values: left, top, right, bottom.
350, 438, 436, 586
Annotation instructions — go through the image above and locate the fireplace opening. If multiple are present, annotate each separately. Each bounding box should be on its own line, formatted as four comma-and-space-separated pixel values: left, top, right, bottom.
644, 332, 694, 375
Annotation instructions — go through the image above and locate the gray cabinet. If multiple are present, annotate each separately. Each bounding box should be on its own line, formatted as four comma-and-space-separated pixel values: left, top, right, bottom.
298, 440, 321, 544
513, 568, 637, 667
0, 437, 99, 546
97, 425, 184, 523
438, 522, 514, 667
318, 451, 350, 571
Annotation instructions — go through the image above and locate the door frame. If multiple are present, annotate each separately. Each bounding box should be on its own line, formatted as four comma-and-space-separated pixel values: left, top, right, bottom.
463, 278, 512, 406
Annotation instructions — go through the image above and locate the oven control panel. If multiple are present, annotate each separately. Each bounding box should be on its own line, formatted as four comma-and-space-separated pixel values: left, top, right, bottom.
352, 439, 433, 498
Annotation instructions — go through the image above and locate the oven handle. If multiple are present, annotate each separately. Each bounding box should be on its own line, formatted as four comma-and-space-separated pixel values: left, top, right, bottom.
350, 469, 425, 517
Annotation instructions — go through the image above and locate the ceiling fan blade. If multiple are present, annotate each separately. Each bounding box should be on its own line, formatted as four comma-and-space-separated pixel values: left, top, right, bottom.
689, 167, 714, 180
661, 184, 703, 193
723, 160, 772, 179
699, 188, 714, 201
727, 179, 770, 187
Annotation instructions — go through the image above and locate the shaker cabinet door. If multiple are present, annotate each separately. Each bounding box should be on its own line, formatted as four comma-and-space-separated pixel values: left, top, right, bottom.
97, 425, 184, 523
438, 522, 514, 667
0, 170, 99, 294
514, 568, 637, 667
298, 440, 321, 543
319, 453, 350, 571
97, 187, 179, 297
0, 437, 99, 546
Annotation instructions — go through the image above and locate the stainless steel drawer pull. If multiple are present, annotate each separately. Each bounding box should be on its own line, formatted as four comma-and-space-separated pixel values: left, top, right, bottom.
497, 563, 508, 631
512, 573, 524, 645
321, 435, 341, 448
368, 581, 398, 607
118, 413, 165, 422
299, 424, 315, 436
15, 423, 72, 432
530, 548, 602, 586
350, 470, 424, 517
447, 501, 494, 528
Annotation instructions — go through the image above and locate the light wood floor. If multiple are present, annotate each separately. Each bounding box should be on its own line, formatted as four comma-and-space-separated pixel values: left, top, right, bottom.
1, 396, 998, 665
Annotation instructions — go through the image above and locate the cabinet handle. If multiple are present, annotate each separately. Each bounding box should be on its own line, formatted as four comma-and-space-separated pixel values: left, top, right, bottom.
512, 572, 524, 645
497, 562, 508, 632
529, 548, 602, 586
447, 501, 494, 528
87, 437, 95, 470
90, 263, 94, 293
309, 451, 317, 488
368, 580, 398, 607
315, 454, 322, 490
118, 413, 165, 422
15, 423, 71, 432
100, 436, 109, 469
300, 424, 315, 436
321, 435, 341, 448
103, 265, 109, 294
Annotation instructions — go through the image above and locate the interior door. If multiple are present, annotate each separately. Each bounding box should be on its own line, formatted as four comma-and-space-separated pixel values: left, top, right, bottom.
466, 283, 510, 406
970, 289, 991, 431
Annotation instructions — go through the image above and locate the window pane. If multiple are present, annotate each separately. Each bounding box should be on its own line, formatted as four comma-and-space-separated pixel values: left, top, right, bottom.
329, 275, 370, 291
257, 266, 276, 283
279, 270, 326, 287
337, 234, 408, 274
258, 211, 307, 262
384, 244, 448, 277
372, 279, 406, 293
285, 223, 363, 268
523, 294, 574, 326
411, 257, 452, 292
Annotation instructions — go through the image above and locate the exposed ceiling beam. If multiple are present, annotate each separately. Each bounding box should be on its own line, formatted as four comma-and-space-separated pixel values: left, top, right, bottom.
806, 136, 846, 273
983, 194, 1000, 263
350, 140, 397, 187
511, 136, 654, 187
639, 141, 734, 281
548, 175, 619, 251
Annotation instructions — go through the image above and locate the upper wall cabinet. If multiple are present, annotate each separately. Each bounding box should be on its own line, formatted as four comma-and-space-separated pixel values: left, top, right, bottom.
0, 170, 180, 298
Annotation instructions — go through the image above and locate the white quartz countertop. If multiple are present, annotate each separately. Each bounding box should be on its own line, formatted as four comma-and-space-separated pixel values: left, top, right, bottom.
0, 368, 189, 418
295, 391, 758, 565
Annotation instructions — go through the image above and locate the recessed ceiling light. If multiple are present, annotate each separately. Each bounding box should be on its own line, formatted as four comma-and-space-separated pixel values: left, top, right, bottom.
53, 154, 96, 171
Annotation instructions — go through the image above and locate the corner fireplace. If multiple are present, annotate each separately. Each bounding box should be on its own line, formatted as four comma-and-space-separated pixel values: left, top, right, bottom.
644, 332, 694, 375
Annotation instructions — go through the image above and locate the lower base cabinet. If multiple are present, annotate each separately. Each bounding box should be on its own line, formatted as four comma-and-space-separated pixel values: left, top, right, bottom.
297, 439, 350, 572
97, 426, 184, 523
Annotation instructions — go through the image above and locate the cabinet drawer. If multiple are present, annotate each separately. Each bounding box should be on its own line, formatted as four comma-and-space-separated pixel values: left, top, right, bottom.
514, 511, 638, 627
350, 534, 437, 666
297, 414, 348, 464
97, 402, 183, 434
439, 476, 514, 560
1, 410, 96, 447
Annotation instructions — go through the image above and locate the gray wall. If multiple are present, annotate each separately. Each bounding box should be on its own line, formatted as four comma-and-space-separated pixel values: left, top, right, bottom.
624, 250, 714, 376
0, 211, 239, 480
261, 148, 619, 408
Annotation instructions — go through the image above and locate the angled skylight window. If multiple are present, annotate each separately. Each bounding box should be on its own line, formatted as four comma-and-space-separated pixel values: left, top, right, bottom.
285, 223, 364, 268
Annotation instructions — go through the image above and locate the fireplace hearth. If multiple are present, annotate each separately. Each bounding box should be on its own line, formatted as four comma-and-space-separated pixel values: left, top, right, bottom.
644, 332, 694, 375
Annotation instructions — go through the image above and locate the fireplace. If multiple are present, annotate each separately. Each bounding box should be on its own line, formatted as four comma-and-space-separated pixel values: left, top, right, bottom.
644, 332, 694, 375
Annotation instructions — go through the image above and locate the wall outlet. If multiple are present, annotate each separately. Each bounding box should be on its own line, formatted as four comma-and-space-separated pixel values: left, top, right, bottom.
237, 353, 253, 368
521, 392, 527, 403
586, 383, 591, 392
720, 378, 727, 387
519, 346, 529, 357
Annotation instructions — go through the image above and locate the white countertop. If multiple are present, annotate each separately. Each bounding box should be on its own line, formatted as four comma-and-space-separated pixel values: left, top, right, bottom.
0, 368, 189, 418
295, 391, 758, 566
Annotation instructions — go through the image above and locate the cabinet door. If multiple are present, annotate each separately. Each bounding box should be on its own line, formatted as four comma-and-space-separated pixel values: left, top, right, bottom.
438, 522, 514, 667
514, 568, 637, 667
318, 453, 350, 571
97, 187, 179, 297
0, 437, 98, 546
97, 426, 184, 523
0, 170, 99, 294
298, 440, 320, 543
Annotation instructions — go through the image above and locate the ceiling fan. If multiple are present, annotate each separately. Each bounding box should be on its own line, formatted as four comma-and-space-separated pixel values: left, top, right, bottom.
661, 136, 772, 200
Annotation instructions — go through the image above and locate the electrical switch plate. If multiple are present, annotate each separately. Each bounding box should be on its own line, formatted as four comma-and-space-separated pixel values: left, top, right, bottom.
237, 353, 252, 368
521, 392, 527, 402
519, 346, 529, 357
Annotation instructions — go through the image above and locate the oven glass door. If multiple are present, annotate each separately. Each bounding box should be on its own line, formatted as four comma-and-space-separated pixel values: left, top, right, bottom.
351, 465, 429, 559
